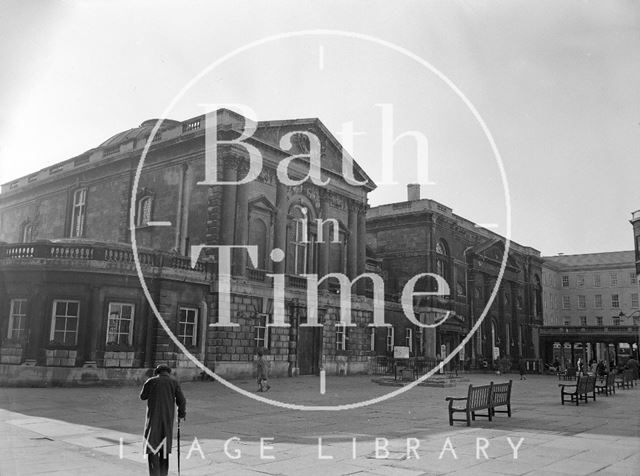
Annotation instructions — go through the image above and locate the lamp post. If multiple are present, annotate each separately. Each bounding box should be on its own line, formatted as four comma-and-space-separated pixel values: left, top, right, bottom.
618, 310, 640, 360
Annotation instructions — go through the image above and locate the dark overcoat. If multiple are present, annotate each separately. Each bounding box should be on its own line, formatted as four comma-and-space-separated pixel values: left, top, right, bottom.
140, 373, 186, 454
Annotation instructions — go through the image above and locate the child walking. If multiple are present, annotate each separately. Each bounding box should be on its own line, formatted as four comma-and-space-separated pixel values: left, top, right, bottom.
256, 348, 271, 392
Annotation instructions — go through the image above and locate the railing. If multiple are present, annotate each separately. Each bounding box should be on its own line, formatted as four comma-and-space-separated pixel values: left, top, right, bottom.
0, 242, 211, 278
247, 268, 266, 282
182, 119, 201, 133
287, 275, 307, 289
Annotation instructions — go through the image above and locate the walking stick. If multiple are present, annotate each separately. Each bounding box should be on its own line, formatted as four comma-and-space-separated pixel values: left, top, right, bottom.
177, 417, 181, 476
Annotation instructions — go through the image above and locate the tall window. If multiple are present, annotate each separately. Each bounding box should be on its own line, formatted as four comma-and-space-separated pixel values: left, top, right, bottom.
580, 316, 587, 326
562, 276, 569, 287
612, 316, 621, 326
22, 223, 33, 242
578, 295, 586, 309
594, 274, 601, 287
563, 317, 571, 327
632, 293, 639, 309
8, 299, 27, 340
595, 294, 602, 308
386, 327, 395, 352
106, 303, 134, 346
610, 272, 618, 286
336, 324, 348, 351
287, 205, 316, 275
596, 316, 603, 326
631, 272, 637, 286
405, 328, 413, 352
329, 230, 346, 274
611, 294, 619, 308
70, 188, 87, 238
562, 296, 571, 310
50, 300, 80, 345
577, 275, 585, 287
435, 240, 450, 285
255, 313, 270, 349
136, 196, 153, 227
178, 307, 198, 346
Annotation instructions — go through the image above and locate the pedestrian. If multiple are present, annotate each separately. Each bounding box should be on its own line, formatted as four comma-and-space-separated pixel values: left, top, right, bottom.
625, 357, 639, 380
577, 357, 583, 376
140, 364, 187, 476
256, 348, 271, 392
518, 357, 527, 380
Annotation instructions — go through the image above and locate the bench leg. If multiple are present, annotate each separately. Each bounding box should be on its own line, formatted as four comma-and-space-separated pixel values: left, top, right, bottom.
466, 410, 471, 427
507, 404, 511, 417
471, 411, 476, 421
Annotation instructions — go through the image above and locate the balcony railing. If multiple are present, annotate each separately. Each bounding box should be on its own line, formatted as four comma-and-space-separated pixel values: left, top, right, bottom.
0, 241, 211, 278
540, 325, 638, 336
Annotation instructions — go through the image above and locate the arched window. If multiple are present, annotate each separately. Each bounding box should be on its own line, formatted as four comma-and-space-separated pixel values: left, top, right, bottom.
22, 223, 33, 242
435, 239, 450, 284
136, 196, 153, 227
248, 217, 268, 269
70, 188, 87, 238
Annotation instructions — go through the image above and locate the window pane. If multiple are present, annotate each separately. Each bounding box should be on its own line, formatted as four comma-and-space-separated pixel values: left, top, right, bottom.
67, 302, 79, 316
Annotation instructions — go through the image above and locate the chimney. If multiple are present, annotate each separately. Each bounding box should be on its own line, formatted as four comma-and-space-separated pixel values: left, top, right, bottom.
407, 183, 420, 202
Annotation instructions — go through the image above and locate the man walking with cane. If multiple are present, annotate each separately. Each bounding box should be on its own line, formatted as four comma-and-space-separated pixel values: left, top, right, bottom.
141, 364, 187, 476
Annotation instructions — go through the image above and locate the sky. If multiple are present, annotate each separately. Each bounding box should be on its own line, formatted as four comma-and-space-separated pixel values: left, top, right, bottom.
0, 0, 638, 256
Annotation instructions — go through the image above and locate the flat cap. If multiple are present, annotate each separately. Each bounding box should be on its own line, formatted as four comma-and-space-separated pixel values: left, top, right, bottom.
154, 364, 172, 375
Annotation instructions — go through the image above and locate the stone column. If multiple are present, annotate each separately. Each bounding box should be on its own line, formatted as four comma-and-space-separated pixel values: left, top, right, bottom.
25, 285, 45, 364
356, 203, 366, 293
423, 313, 437, 359
84, 286, 101, 364
347, 202, 358, 279
234, 161, 250, 276
317, 192, 330, 288
220, 159, 238, 245
273, 181, 288, 275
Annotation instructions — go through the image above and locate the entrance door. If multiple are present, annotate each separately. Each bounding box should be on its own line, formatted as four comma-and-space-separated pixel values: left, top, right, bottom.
297, 326, 322, 375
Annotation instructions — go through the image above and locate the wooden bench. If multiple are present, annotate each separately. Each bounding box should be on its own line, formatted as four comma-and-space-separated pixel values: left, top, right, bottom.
446, 383, 493, 426
491, 380, 513, 417
559, 375, 589, 405
595, 372, 616, 396
615, 369, 634, 389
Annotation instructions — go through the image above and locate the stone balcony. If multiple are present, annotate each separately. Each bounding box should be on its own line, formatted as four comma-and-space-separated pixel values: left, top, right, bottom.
0, 240, 215, 282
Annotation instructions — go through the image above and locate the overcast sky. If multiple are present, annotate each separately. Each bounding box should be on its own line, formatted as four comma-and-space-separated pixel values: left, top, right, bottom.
1, 0, 638, 256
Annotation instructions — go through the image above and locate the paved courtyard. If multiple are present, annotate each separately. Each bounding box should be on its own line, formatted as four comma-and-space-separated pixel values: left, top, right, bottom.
1, 373, 639, 475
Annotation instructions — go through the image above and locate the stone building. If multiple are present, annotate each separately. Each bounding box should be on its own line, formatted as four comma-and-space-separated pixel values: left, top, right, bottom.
366, 185, 544, 371
0, 109, 413, 382
540, 251, 639, 367
632, 209, 640, 278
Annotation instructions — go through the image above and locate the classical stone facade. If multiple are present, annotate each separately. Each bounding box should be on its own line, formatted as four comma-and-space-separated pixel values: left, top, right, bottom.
367, 185, 544, 371
632, 209, 640, 278
0, 109, 393, 381
540, 251, 639, 367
